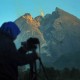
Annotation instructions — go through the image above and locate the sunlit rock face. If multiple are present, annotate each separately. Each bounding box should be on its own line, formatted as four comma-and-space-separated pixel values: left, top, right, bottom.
14, 7, 80, 69
14, 13, 45, 48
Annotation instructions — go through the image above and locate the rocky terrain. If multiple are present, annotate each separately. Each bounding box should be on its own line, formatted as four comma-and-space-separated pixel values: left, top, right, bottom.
14, 7, 80, 69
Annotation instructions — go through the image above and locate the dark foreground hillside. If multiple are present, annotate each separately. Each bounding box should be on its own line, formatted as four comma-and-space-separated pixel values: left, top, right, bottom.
18, 67, 80, 80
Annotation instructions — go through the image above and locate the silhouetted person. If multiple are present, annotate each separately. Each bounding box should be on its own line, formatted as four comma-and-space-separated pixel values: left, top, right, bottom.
0, 21, 38, 80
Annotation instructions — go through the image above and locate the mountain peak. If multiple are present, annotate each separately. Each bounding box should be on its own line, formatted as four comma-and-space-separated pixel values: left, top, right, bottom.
55, 7, 78, 19
55, 7, 62, 11
22, 13, 33, 22
23, 13, 31, 17
55, 7, 69, 16
21, 13, 40, 28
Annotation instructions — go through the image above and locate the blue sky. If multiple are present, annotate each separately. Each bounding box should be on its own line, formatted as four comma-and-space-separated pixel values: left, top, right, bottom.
0, 0, 80, 25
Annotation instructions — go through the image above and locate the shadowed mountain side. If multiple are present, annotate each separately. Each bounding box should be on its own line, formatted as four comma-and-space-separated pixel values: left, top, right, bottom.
53, 52, 80, 69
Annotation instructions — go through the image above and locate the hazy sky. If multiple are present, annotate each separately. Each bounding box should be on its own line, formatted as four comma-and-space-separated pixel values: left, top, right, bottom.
0, 0, 80, 25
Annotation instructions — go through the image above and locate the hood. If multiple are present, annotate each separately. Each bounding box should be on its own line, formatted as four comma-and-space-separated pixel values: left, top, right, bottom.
0, 21, 20, 40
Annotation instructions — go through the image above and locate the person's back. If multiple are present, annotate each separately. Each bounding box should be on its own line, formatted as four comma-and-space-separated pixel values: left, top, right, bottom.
0, 29, 18, 80
0, 22, 38, 80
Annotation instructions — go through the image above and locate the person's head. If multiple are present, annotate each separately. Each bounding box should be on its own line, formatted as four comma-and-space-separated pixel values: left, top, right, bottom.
0, 21, 20, 40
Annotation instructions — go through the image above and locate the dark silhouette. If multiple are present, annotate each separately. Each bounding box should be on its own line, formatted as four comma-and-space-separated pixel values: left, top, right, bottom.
0, 21, 38, 80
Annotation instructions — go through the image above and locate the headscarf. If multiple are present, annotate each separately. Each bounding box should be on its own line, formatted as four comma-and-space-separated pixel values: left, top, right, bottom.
0, 21, 20, 39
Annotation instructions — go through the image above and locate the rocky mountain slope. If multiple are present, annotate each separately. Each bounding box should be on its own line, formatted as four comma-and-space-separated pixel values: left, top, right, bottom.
53, 52, 80, 69
14, 7, 80, 69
